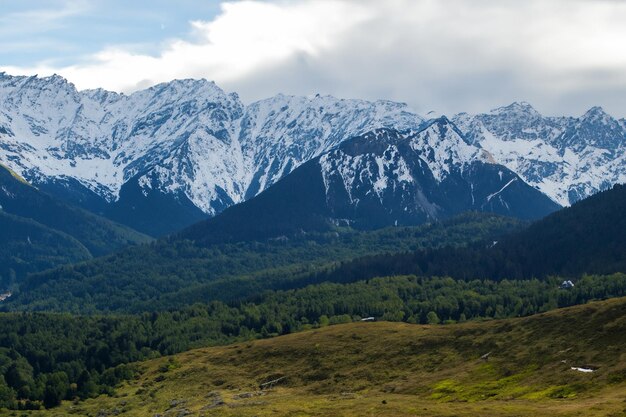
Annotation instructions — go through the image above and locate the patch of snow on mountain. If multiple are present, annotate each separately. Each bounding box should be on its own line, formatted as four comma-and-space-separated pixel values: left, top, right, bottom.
408, 118, 486, 182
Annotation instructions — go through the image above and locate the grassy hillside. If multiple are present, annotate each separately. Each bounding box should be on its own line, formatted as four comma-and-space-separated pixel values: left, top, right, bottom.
27, 297, 626, 417
1, 272, 623, 412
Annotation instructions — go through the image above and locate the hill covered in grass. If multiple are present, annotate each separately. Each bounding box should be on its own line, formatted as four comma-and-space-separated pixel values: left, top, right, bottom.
28, 296, 626, 417
0, 272, 623, 411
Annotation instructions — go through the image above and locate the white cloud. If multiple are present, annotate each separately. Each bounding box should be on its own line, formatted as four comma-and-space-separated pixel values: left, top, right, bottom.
2, 1, 370, 92
2, 0, 626, 116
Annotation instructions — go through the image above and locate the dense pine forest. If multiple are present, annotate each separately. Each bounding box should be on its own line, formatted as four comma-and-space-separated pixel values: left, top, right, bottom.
3, 212, 522, 312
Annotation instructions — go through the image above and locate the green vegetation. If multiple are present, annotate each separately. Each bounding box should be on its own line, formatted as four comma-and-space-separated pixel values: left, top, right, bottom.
0, 272, 624, 410
13, 296, 626, 416
6, 212, 522, 312
301, 183, 626, 284
2, 178, 626, 414
7, 183, 626, 314
0, 212, 91, 286
0, 165, 151, 287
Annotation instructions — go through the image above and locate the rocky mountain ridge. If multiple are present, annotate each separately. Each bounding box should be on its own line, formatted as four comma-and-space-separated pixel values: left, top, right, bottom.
453, 102, 626, 205
1, 73, 624, 234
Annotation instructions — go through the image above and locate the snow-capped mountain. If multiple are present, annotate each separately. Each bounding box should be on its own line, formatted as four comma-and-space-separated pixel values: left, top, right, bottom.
1, 73, 624, 235
318, 119, 559, 228
240, 94, 424, 199
0, 74, 244, 212
0, 73, 424, 234
180, 120, 559, 245
453, 102, 626, 206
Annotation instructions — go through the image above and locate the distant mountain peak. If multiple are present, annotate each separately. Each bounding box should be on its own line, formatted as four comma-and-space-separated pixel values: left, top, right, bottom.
581, 106, 613, 123
143, 77, 227, 98
421, 115, 472, 144
491, 101, 541, 117
45, 73, 69, 83
431, 115, 451, 124
452, 100, 626, 207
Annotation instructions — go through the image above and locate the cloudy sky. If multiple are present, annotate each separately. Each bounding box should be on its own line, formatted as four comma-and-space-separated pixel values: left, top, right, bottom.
2, 0, 625, 117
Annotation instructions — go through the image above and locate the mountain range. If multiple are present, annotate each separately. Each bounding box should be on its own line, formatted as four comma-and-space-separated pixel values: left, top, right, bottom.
1, 73, 625, 235
1, 75, 626, 417
180, 121, 558, 245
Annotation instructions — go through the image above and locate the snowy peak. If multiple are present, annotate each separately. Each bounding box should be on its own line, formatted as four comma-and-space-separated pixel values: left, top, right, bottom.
491, 101, 541, 118
453, 103, 626, 206
239, 93, 424, 198
317, 123, 559, 228
319, 129, 416, 211
581, 106, 611, 122
578, 106, 622, 136
0, 73, 428, 234
559, 106, 625, 151
0, 72, 624, 234
416, 116, 468, 143
406, 117, 486, 182
0, 73, 248, 213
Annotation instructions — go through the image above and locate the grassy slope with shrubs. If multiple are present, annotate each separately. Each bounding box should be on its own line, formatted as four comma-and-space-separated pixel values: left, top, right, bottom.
25, 296, 626, 417
0, 272, 624, 411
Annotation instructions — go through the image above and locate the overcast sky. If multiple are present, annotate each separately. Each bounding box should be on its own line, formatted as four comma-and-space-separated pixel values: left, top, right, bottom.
1, 0, 625, 117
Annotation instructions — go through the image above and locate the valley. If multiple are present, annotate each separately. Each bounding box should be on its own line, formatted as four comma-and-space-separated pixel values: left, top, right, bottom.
1, 76, 625, 416
2, 2, 626, 415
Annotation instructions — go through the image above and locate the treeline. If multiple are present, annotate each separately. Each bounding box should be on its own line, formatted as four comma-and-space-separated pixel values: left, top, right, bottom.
1, 272, 625, 409
5, 212, 521, 313
304, 184, 626, 284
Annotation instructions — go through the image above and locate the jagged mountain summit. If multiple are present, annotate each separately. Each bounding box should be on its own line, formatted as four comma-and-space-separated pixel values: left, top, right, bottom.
453, 102, 626, 206
180, 120, 559, 245
1, 73, 624, 235
0, 73, 423, 235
